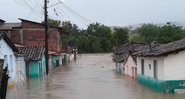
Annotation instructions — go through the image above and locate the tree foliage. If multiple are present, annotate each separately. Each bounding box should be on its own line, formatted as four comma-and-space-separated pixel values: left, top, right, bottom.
113, 27, 129, 45
42, 18, 61, 27
130, 22, 185, 44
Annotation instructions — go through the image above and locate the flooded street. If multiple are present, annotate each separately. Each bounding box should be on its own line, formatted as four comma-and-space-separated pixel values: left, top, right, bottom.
6, 53, 185, 99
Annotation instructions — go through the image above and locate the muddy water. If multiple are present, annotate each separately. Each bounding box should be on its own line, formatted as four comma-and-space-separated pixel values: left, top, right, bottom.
6, 53, 185, 99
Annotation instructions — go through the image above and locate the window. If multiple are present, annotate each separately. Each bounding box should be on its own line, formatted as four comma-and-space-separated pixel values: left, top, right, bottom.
154, 60, 158, 79
141, 59, 144, 75
149, 64, 151, 70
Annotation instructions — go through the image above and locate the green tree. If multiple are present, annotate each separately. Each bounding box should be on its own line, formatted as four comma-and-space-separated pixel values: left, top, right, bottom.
42, 18, 61, 27
113, 27, 129, 45
137, 23, 160, 43
157, 22, 184, 43
86, 22, 113, 52
62, 21, 80, 46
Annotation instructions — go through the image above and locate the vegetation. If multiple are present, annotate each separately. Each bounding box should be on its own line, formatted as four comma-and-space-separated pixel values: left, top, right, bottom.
42, 18, 61, 27
44, 18, 185, 53
130, 22, 185, 44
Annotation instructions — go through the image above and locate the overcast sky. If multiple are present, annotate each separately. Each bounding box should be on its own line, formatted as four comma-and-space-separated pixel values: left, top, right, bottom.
1, 0, 185, 29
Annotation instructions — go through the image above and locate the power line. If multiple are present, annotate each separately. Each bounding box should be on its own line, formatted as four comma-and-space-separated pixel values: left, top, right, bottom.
60, 2, 92, 23
26, 0, 40, 19
53, 0, 74, 23
57, 1, 88, 26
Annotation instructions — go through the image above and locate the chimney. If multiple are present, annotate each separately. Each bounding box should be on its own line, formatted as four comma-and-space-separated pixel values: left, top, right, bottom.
0, 19, 5, 26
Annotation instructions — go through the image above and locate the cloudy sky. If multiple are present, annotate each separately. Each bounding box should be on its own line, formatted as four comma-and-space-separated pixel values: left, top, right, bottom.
1, 0, 185, 29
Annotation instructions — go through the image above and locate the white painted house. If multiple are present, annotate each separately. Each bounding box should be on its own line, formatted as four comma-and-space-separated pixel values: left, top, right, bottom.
135, 39, 185, 93
0, 32, 18, 86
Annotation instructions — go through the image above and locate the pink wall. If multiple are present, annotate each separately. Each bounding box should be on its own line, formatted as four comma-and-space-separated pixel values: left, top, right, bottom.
124, 55, 137, 78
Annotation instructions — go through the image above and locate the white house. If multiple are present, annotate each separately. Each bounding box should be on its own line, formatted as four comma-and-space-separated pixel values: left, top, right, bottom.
0, 32, 18, 87
135, 38, 185, 93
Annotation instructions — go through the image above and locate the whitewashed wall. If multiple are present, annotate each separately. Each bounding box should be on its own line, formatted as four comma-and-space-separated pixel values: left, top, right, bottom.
137, 57, 164, 80
164, 50, 185, 80
0, 38, 16, 81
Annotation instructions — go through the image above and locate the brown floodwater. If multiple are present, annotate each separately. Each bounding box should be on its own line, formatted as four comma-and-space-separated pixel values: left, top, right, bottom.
6, 53, 185, 99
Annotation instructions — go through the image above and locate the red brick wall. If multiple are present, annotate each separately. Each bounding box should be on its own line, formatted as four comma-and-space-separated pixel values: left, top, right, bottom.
23, 30, 59, 51
9, 20, 64, 52
21, 21, 45, 29
10, 30, 21, 44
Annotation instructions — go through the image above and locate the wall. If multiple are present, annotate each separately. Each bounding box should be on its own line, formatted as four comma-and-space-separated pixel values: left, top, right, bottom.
115, 62, 124, 73
0, 38, 16, 82
15, 56, 26, 76
49, 55, 53, 70
9, 21, 61, 52
29, 55, 45, 77
137, 56, 185, 93
41, 55, 46, 75
67, 54, 70, 63
29, 61, 39, 77
52, 55, 59, 67
59, 55, 63, 66
124, 55, 137, 78
137, 57, 164, 80
164, 50, 185, 80
70, 53, 74, 61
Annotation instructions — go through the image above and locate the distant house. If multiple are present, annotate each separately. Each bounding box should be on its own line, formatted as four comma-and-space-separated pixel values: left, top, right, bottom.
134, 38, 185, 93
124, 54, 137, 78
16, 46, 45, 77
0, 32, 18, 86
112, 42, 145, 75
112, 53, 127, 74
0, 18, 70, 52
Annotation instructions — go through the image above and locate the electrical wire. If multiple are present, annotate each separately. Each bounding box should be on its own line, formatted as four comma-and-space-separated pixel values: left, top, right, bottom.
57, 2, 88, 26
26, 0, 40, 19
60, 1, 92, 23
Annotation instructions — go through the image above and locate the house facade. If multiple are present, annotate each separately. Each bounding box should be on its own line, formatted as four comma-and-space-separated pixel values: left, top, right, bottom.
16, 46, 46, 78
14, 55, 26, 83
0, 18, 69, 52
135, 38, 185, 93
0, 32, 18, 86
124, 55, 137, 78
112, 53, 127, 74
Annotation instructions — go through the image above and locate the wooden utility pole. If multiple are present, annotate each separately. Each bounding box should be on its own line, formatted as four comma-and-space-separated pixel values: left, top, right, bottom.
45, 0, 49, 75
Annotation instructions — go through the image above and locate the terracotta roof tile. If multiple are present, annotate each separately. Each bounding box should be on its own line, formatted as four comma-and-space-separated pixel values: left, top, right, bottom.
16, 46, 45, 61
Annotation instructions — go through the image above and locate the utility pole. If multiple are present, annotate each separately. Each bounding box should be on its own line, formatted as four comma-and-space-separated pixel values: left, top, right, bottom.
45, 0, 49, 75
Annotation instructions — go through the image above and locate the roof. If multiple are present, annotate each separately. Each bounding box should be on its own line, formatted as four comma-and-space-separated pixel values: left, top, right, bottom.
48, 51, 61, 56
113, 42, 146, 54
15, 46, 45, 61
14, 44, 26, 47
0, 23, 21, 30
18, 18, 70, 35
134, 38, 185, 57
0, 32, 18, 52
112, 53, 128, 63
0, 19, 5, 22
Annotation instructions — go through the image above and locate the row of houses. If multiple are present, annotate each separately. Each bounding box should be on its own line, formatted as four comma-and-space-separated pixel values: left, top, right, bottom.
0, 18, 76, 87
112, 40, 185, 93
